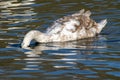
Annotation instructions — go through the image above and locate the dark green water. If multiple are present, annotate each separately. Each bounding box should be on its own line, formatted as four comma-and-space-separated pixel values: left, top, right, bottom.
0, 0, 120, 80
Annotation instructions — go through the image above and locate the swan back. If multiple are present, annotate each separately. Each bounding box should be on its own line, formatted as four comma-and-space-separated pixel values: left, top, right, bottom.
46, 9, 107, 39
46, 9, 97, 35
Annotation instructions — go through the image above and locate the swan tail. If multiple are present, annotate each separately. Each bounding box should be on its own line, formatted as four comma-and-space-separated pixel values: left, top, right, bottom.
99, 19, 107, 27
97, 19, 107, 33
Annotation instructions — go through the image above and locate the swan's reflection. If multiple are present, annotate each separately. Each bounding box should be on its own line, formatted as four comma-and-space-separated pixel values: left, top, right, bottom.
20, 36, 107, 70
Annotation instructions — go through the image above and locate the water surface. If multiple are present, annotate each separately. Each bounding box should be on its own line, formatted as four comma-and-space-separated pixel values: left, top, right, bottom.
0, 0, 120, 80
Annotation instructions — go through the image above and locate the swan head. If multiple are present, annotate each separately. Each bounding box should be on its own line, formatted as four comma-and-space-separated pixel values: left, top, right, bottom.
21, 40, 30, 48
21, 31, 34, 48
21, 30, 44, 48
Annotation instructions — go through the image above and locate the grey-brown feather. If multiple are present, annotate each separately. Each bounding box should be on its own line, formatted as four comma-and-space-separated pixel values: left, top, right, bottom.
48, 9, 98, 34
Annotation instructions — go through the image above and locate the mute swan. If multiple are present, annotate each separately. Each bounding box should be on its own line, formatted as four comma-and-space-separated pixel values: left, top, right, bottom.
21, 9, 107, 48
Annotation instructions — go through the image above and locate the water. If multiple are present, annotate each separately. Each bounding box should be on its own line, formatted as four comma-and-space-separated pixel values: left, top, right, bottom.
0, 0, 120, 80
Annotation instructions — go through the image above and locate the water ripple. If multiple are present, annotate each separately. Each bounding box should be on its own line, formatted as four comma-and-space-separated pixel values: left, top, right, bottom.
0, 0, 120, 80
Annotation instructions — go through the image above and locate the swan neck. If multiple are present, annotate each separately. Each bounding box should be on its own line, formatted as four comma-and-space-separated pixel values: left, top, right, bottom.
21, 30, 44, 48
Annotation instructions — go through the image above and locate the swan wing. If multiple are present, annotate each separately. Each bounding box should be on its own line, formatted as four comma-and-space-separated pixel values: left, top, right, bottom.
46, 9, 96, 35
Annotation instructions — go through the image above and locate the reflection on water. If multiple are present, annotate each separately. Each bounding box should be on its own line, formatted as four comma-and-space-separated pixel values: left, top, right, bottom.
20, 37, 107, 70
0, 0, 36, 27
0, 0, 120, 80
